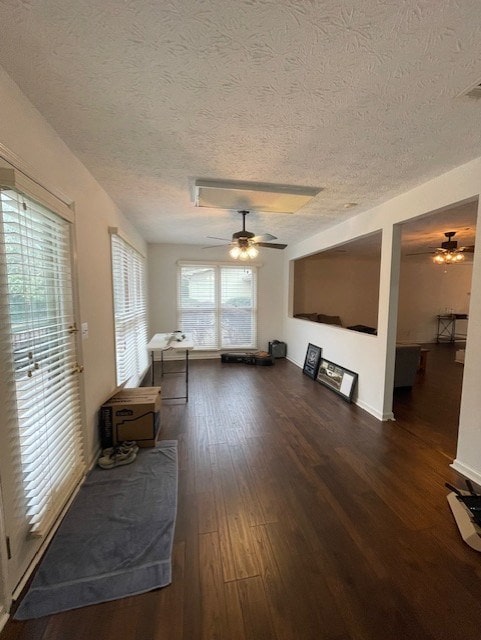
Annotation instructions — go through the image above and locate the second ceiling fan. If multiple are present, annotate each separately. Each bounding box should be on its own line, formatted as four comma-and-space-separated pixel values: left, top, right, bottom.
408, 231, 475, 264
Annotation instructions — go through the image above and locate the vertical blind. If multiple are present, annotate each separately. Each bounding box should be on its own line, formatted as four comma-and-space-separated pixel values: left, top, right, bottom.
111, 233, 148, 386
0, 188, 84, 537
178, 264, 257, 349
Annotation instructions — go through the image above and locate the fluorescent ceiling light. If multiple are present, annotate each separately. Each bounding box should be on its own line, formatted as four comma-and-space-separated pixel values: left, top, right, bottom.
194, 179, 322, 214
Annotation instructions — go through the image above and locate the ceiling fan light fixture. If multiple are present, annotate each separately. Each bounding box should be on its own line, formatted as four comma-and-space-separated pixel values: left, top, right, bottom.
209, 209, 287, 260
229, 244, 258, 260
433, 250, 465, 265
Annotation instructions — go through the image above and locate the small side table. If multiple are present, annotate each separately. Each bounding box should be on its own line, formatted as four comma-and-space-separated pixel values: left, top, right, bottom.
436, 314, 468, 343
146, 333, 194, 401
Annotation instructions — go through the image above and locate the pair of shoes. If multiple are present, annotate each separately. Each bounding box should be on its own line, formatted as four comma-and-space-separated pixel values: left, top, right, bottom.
120, 440, 139, 455
101, 441, 139, 457
98, 445, 137, 470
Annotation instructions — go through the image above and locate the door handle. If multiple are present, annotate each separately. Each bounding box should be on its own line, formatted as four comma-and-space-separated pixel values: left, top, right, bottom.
71, 363, 84, 374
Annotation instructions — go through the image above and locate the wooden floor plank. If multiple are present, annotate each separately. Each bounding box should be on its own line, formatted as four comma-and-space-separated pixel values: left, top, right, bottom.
236, 576, 278, 640
198, 532, 229, 640
223, 580, 247, 640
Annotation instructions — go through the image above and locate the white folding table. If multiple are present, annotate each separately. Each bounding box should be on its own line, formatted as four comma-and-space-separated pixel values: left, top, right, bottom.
146, 333, 194, 401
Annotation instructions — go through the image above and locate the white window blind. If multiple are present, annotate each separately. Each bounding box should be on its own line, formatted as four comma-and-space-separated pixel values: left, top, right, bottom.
178, 264, 257, 349
111, 233, 148, 385
0, 188, 84, 538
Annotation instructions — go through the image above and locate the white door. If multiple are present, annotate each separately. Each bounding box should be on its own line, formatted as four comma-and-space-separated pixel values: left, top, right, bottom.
0, 186, 85, 594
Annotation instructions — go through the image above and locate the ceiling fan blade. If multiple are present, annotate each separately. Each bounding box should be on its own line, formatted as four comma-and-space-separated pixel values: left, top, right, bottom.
405, 251, 437, 256
460, 245, 475, 252
256, 242, 287, 250
202, 243, 231, 249
252, 233, 277, 242
207, 236, 232, 242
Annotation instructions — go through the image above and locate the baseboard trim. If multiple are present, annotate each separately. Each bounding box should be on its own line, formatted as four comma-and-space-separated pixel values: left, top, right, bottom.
0, 610, 9, 634
355, 399, 393, 421
450, 460, 481, 486
286, 355, 302, 368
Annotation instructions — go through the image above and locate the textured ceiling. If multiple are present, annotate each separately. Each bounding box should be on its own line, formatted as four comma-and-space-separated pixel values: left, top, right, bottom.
1, 1, 481, 248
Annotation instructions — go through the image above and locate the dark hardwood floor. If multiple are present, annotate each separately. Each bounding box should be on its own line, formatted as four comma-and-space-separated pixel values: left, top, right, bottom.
4, 348, 480, 640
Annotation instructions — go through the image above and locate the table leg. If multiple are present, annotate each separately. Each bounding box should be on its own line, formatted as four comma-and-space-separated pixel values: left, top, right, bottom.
186, 349, 189, 402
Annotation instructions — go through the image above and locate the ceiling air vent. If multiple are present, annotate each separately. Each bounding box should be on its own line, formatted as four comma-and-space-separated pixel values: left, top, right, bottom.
193, 179, 322, 214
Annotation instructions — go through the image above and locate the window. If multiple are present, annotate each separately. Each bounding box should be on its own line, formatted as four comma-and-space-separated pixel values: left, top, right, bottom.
0, 185, 84, 541
178, 263, 257, 349
111, 232, 148, 385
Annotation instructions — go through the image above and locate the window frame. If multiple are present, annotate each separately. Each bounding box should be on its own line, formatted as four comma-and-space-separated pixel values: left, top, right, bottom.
177, 261, 258, 350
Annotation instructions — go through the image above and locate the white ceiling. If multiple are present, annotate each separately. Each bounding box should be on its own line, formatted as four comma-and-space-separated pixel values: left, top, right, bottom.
1, 1, 481, 249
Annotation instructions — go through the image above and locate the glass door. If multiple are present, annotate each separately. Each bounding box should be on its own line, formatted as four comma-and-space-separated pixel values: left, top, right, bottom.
0, 186, 85, 593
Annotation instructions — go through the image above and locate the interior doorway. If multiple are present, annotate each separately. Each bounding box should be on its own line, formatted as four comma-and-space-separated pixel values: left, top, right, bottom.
393, 199, 478, 457
393, 343, 465, 457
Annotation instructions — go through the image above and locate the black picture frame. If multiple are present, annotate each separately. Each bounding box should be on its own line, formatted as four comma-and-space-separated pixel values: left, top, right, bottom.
303, 343, 322, 379
316, 358, 358, 402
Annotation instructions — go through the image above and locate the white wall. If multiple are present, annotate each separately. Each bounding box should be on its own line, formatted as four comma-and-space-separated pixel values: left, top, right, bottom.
148, 243, 284, 355
284, 222, 399, 420
397, 260, 472, 343
284, 161, 481, 482
0, 66, 147, 464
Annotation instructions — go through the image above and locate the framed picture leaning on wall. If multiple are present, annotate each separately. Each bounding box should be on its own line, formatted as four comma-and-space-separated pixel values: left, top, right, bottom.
316, 358, 358, 402
303, 343, 322, 379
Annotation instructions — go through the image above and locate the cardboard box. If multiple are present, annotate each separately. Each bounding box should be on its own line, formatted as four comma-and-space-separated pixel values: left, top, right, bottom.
99, 387, 161, 448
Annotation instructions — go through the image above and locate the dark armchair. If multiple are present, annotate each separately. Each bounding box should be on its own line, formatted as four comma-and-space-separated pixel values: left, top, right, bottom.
394, 344, 421, 388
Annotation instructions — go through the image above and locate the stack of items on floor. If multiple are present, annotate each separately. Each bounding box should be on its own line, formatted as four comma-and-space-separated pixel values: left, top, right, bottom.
221, 351, 274, 365
98, 386, 162, 469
